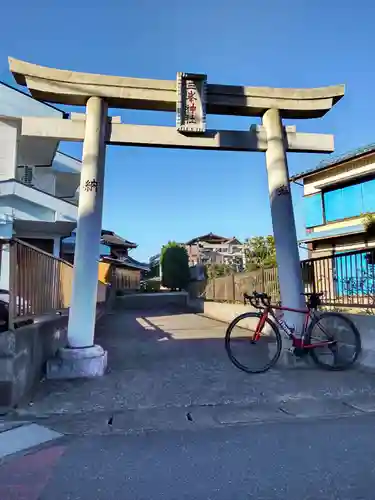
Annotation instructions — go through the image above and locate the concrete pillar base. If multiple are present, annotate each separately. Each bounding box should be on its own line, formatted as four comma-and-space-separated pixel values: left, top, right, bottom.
46, 345, 107, 380
278, 336, 295, 367
279, 345, 311, 369
279, 349, 298, 368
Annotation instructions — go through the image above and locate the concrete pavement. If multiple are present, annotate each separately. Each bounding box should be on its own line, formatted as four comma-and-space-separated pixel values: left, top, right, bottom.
13, 307, 375, 419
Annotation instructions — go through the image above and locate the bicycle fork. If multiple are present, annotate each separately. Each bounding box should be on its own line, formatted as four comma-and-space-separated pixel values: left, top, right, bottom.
252, 310, 268, 343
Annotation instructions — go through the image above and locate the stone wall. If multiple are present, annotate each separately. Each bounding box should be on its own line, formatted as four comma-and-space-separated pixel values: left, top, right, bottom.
346, 314, 375, 370
115, 291, 189, 311
0, 314, 68, 408
0, 298, 111, 409
193, 300, 256, 324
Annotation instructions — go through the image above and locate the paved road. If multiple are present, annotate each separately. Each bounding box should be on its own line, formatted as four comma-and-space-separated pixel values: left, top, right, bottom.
2, 414, 374, 499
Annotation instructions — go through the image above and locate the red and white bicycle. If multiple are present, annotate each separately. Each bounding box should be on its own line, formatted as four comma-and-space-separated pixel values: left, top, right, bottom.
225, 291, 361, 373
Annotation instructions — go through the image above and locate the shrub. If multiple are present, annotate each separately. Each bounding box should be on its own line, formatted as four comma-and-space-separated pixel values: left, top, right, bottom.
161, 241, 190, 291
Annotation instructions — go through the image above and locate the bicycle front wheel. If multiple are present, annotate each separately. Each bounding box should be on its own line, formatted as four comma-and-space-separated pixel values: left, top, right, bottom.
306, 312, 361, 370
225, 312, 282, 373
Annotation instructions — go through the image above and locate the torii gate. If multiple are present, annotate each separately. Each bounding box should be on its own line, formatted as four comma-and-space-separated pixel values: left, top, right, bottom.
8, 57, 345, 377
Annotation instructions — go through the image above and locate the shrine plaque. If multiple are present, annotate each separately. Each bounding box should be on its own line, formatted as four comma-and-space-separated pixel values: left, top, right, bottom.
176, 72, 207, 133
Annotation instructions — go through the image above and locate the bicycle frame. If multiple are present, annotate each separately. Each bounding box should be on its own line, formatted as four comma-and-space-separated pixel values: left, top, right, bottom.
255, 304, 334, 350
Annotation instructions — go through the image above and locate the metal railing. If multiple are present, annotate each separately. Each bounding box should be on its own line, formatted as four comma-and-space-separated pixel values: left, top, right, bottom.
301, 248, 375, 308
191, 248, 375, 309
8, 238, 107, 328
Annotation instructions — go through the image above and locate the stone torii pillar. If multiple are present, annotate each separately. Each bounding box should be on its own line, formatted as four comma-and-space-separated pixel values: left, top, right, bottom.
48, 96, 109, 379
262, 109, 305, 349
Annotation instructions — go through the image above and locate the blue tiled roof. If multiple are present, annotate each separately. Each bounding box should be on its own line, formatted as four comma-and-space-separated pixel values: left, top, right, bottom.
290, 143, 375, 182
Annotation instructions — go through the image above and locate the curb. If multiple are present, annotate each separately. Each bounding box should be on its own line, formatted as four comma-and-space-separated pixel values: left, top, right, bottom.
5, 395, 375, 437
0, 423, 63, 460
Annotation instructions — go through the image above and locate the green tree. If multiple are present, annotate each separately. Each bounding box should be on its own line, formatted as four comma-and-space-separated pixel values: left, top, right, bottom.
244, 235, 276, 270
363, 212, 375, 237
160, 241, 190, 290
205, 263, 235, 279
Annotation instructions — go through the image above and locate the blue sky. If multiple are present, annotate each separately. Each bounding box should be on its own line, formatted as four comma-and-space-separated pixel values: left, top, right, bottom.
1, 0, 375, 261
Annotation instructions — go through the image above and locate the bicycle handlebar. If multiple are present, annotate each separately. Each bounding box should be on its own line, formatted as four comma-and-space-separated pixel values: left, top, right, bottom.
244, 291, 325, 310
244, 291, 271, 309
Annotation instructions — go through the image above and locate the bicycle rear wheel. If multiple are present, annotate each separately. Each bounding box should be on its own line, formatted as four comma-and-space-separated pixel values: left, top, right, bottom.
306, 312, 361, 370
225, 312, 282, 373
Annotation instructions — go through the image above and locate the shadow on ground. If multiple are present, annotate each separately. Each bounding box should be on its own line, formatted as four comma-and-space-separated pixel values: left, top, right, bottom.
18, 305, 375, 418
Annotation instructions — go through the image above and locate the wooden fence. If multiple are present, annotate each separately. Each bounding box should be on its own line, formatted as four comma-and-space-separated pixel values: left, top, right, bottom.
191, 247, 375, 308
98, 262, 141, 291
190, 267, 280, 303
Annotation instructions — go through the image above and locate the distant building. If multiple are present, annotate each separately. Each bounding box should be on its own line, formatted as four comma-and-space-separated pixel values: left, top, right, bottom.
149, 234, 245, 283
99, 231, 149, 274
61, 230, 148, 269
185, 233, 245, 271
149, 253, 161, 278
62, 230, 149, 290
291, 144, 375, 258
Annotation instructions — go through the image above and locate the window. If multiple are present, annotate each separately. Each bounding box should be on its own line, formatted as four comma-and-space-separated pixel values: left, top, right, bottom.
100, 244, 111, 256
324, 177, 375, 222
303, 193, 323, 227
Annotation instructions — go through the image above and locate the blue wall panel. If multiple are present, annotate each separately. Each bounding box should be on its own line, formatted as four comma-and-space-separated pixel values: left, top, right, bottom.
100, 244, 111, 256
324, 189, 343, 221
342, 184, 362, 218
303, 194, 323, 228
324, 178, 375, 222
362, 178, 375, 213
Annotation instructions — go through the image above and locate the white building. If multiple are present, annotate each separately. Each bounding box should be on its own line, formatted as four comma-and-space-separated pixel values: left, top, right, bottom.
185, 233, 245, 271
0, 81, 81, 291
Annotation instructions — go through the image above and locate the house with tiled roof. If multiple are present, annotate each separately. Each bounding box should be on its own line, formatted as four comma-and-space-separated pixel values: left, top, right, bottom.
185, 232, 245, 271
61, 229, 149, 290
290, 143, 375, 258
